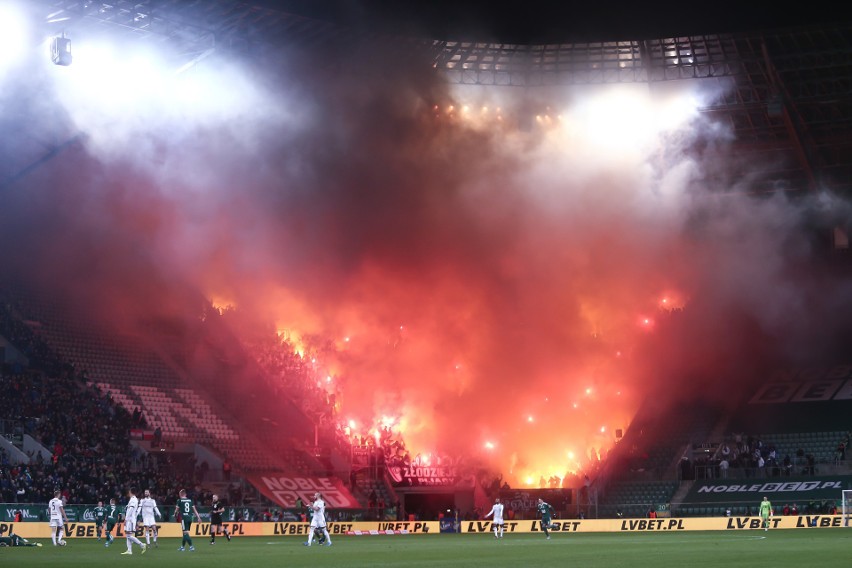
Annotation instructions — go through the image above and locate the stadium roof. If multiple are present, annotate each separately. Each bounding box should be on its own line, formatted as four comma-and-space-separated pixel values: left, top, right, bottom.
12, 1, 852, 196
256, 1, 846, 44
32, 1, 849, 54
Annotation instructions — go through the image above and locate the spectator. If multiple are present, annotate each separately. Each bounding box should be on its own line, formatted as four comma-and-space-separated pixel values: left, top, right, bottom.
783, 455, 792, 476
719, 457, 729, 479
805, 454, 816, 476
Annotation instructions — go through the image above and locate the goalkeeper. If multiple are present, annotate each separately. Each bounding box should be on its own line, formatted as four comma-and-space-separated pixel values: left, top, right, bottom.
759, 496, 773, 531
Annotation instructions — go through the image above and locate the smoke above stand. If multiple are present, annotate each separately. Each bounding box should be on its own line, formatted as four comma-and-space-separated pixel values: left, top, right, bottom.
2, 24, 851, 487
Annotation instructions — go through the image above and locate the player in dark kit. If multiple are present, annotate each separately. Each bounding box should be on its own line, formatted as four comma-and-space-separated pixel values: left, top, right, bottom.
174, 489, 202, 552
93, 501, 107, 541
104, 498, 119, 547
209, 494, 231, 544
0, 528, 42, 547
537, 498, 555, 540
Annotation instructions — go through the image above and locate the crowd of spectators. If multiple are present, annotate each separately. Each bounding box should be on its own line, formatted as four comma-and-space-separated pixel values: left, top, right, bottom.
247, 328, 431, 484
777, 500, 839, 516
225, 316, 564, 512
732, 500, 841, 517
1, 298, 220, 512
684, 428, 851, 482
0, 367, 209, 509
245, 331, 339, 426
685, 432, 828, 480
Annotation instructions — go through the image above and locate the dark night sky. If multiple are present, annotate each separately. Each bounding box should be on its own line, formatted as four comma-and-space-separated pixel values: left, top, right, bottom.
255, 1, 844, 43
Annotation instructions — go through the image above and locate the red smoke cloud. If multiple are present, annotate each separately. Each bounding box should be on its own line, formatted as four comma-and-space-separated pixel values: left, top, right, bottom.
2, 40, 851, 487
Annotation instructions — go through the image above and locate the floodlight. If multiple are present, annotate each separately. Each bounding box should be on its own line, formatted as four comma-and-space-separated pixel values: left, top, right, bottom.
51, 33, 72, 66
0, 1, 28, 70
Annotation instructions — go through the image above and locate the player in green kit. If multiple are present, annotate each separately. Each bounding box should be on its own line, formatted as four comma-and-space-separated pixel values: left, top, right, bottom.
104, 498, 119, 547
537, 498, 555, 540
174, 489, 202, 552
759, 496, 773, 531
0, 527, 42, 547
93, 501, 107, 541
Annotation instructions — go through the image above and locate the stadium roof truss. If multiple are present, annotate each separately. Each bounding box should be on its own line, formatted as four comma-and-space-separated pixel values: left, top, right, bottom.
432, 28, 852, 193
16, 2, 852, 195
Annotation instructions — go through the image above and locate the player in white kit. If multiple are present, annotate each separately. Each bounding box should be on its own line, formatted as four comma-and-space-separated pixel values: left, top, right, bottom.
305, 492, 332, 547
121, 487, 147, 555
139, 489, 162, 548
48, 489, 69, 546
484, 497, 505, 539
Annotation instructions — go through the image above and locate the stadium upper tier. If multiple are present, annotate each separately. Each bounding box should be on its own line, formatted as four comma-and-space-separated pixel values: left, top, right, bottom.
12, 1, 852, 198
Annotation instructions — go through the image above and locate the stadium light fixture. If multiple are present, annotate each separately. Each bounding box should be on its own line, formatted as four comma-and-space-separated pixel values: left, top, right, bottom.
51, 32, 72, 66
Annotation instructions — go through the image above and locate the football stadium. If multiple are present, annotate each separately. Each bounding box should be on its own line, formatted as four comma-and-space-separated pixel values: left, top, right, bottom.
1, 1, 852, 566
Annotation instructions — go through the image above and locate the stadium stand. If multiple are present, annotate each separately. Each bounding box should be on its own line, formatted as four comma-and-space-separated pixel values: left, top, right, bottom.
592, 397, 723, 514
2, 289, 320, 475
0, 339, 203, 510
2, 284, 384, 515
597, 480, 680, 518
7, 280, 851, 520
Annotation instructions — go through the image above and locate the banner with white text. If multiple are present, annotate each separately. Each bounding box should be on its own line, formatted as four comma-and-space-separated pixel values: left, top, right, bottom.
246, 474, 360, 508
684, 476, 852, 504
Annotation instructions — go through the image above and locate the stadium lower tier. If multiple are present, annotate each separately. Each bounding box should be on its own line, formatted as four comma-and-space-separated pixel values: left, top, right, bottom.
3, 515, 849, 539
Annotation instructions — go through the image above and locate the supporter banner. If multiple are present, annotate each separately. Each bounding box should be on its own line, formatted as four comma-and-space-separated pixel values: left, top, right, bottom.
247, 474, 359, 508
129, 429, 151, 440
685, 476, 852, 503
498, 489, 571, 516
351, 446, 372, 466
386, 455, 461, 487
5, 516, 850, 539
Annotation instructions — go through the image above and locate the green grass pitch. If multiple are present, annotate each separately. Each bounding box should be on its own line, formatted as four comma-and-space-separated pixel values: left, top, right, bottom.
4, 530, 851, 567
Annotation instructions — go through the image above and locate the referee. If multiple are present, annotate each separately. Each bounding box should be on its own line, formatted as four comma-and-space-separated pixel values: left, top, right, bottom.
210, 494, 232, 544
